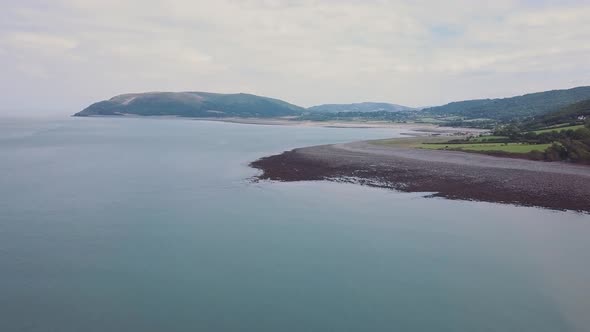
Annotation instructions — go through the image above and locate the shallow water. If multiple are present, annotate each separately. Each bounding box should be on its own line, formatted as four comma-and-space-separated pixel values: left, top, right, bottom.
1, 117, 589, 331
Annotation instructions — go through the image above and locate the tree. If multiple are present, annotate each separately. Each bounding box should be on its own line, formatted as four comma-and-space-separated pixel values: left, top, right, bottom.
494, 124, 521, 139
562, 140, 590, 162
544, 143, 567, 161
573, 127, 590, 140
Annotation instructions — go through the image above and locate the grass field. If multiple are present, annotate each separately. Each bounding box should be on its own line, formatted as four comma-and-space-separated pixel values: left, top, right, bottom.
470, 135, 508, 142
420, 142, 552, 153
373, 136, 552, 155
373, 136, 450, 148
531, 124, 584, 134
463, 118, 493, 122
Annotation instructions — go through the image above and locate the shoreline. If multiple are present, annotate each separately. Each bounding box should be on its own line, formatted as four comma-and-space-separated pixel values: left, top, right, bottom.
75, 114, 487, 134
192, 117, 489, 134
251, 140, 590, 213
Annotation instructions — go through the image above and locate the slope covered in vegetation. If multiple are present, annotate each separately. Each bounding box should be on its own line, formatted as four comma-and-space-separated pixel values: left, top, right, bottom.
421, 86, 590, 121
75, 92, 305, 118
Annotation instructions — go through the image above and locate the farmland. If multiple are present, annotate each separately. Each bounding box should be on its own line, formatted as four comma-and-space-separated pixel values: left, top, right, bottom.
531, 124, 584, 134
420, 142, 552, 153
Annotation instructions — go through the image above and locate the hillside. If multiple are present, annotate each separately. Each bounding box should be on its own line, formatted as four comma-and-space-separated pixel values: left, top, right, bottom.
74, 87, 590, 125
524, 99, 590, 129
308, 102, 415, 113
421, 86, 590, 121
74, 92, 305, 118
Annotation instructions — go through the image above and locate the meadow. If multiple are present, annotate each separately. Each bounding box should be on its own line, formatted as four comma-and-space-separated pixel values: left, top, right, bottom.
420, 142, 552, 153
531, 124, 584, 134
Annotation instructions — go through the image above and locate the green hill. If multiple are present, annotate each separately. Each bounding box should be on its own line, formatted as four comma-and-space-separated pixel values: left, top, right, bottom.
74, 92, 305, 118
524, 99, 590, 130
75, 87, 590, 125
421, 86, 590, 121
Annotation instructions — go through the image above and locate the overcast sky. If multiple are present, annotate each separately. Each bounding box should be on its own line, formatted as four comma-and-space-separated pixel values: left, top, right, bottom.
1, 0, 590, 115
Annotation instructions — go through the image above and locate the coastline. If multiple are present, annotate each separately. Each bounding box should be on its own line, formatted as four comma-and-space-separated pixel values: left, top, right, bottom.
251, 140, 590, 213
75, 114, 487, 134
192, 117, 489, 134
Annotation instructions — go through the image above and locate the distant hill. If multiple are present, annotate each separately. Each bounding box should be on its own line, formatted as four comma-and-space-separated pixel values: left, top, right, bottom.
74, 87, 590, 126
308, 102, 416, 113
74, 92, 305, 118
524, 99, 590, 129
421, 86, 590, 121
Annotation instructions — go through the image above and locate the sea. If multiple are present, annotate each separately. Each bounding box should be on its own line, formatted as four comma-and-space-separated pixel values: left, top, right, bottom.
1, 116, 589, 331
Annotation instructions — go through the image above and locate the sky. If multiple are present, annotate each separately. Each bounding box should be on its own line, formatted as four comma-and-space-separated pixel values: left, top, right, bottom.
1, 0, 590, 115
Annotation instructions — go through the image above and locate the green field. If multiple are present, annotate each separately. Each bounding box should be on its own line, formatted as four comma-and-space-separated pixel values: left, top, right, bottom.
470, 135, 508, 142
373, 136, 552, 155
463, 118, 493, 122
373, 136, 450, 148
415, 117, 446, 124
531, 124, 584, 134
420, 142, 552, 153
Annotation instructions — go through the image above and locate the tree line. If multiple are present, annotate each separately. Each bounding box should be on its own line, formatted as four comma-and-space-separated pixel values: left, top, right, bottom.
493, 119, 590, 163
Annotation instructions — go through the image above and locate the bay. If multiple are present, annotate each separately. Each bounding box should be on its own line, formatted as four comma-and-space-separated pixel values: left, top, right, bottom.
1, 117, 589, 331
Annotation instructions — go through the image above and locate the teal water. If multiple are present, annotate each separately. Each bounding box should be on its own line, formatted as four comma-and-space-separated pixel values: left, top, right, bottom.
1, 117, 589, 332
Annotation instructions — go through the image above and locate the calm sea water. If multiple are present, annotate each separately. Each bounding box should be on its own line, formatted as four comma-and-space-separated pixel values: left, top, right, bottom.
1, 117, 589, 332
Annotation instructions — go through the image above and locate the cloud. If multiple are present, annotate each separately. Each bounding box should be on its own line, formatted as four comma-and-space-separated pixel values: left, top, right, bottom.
1, 0, 590, 112
3, 31, 77, 51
